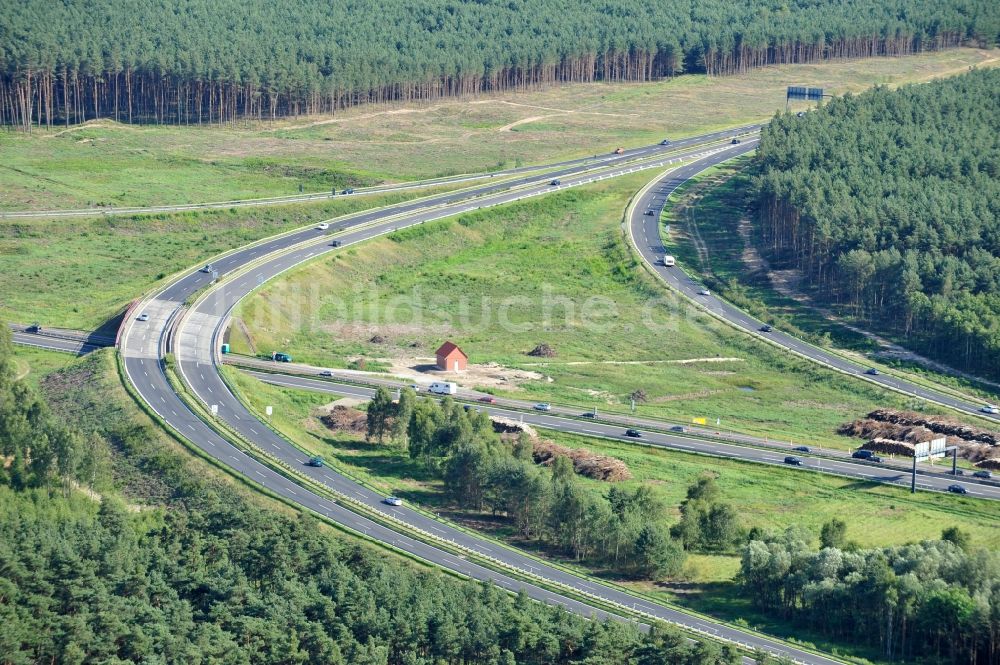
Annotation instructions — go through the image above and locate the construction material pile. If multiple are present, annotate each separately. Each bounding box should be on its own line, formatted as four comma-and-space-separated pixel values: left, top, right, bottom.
863, 409, 998, 446
532, 440, 632, 482
840, 408, 1000, 466
320, 406, 368, 434
838, 420, 938, 445
491, 417, 538, 438
861, 438, 916, 457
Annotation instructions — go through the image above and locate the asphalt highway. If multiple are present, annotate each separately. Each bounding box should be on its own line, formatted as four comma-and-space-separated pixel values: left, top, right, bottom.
628, 147, 1000, 429
119, 129, 845, 664
2, 126, 758, 219
11, 330, 107, 356
242, 369, 1000, 500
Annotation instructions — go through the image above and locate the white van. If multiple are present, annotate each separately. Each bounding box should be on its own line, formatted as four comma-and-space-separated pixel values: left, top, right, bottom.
661, 255, 676, 267
429, 382, 458, 395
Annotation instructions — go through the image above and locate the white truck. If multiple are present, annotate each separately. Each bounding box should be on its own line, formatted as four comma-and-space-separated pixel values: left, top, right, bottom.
661, 255, 676, 267
429, 382, 458, 395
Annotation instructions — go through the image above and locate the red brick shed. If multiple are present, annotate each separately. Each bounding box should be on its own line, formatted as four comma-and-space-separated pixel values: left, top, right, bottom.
435, 341, 468, 372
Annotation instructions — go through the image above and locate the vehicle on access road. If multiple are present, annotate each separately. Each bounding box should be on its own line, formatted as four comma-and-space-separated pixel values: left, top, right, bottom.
948, 484, 968, 494
316, 223, 329, 230
981, 404, 999, 414
307, 456, 324, 468
784, 456, 803, 466
759, 324, 773, 332
534, 403, 551, 411
698, 288, 711, 296
384, 496, 403, 506
624, 429, 642, 438
973, 470, 993, 479
429, 382, 457, 395
137, 313, 150, 321
866, 368, 880, 376
793, 446, 811, 453
478, 396, 496, 404
274, 352, 292, 362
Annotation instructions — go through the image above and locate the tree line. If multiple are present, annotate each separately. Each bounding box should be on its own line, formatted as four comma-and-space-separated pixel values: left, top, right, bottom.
751, 69, 1000, 379
368, 388, 751, 578
739, 525, 999, 664
2, 0, 997, 128
0, 327, 755, 665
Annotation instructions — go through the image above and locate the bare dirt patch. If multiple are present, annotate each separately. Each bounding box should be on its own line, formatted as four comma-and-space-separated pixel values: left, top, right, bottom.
532, 440, 632, 482
381, 356, 545, 390
318, 405, 368, 435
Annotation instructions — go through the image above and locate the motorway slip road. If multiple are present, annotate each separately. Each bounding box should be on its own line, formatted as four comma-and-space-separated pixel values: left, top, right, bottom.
119, 130, 846, 664
628, 145, 1000, 427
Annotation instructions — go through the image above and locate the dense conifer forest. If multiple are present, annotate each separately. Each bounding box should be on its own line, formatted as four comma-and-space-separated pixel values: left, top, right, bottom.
1, 0, 997, 128
752, 69, 1000, 379
0, 331, 750, 664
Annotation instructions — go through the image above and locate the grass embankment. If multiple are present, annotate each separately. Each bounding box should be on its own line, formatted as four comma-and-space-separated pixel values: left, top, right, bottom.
662, 160, 1000, 409
1, 49, 995, 210
223, 366, 1000, 660
0, 185, 463, 330
235, 173, 944, 448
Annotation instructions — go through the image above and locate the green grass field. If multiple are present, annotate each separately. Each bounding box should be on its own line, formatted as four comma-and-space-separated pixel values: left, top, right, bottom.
1, 49, 995, 210
0, 185, 463, 330
233, 172, 958, 447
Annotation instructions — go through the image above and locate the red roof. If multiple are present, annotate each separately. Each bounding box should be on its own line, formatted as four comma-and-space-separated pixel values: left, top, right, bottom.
435, 341, 467, 359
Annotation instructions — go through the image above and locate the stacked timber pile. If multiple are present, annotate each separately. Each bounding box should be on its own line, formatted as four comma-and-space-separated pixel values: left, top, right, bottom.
864, 409, 998, 446
862, 438, 916, 457
838, 419, 938, 444
532, 440, 632, 482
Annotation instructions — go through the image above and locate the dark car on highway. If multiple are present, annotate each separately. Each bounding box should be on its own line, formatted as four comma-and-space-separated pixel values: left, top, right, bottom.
793, 446, 810, 453
625, 429, 642, 438
784, 456, 803, 466
274, 352, 292, 362
973, 470, 993, 479
759, 324, 773, 332
947, 484, 967, 494
307, 456, 324, 468
865, 368, 880, 376
550, 179, 561, 186
852, 449, 881, 462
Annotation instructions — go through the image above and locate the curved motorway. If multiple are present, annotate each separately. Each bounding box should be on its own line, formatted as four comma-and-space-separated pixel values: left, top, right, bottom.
119, 130, 851, 665
115, 127, 996, 664
627, 146, 1000, 425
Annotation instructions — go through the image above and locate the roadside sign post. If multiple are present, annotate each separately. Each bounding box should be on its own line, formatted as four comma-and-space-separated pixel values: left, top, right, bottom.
265, 405, 273, 419
912, 438, 957, 493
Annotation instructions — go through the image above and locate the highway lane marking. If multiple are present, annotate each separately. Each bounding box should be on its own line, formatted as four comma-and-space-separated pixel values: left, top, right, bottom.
255, 470, 265, 478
